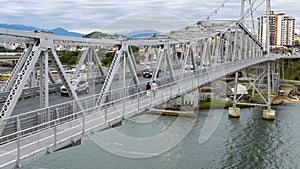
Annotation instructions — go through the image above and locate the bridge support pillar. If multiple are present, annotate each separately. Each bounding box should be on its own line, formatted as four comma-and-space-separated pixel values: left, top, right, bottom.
263, 109, 275, 120
228, 107, 240, 118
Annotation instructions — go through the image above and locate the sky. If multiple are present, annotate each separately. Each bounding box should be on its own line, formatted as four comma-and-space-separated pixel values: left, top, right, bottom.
0, 0, 298, 35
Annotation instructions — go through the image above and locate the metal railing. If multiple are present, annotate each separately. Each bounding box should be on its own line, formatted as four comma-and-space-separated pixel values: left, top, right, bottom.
0, 84, 60, 103
0, 57, 276, 138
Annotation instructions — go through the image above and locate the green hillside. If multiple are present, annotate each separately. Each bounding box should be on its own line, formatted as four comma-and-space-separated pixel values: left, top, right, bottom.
83, 31, 127, 39
284, 59, 300, 80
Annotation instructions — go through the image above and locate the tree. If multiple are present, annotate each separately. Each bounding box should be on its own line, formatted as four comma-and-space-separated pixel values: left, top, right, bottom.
57, 51, 80, 65
131, 46, 139, 53
102, 51, 116, 67
295, 40, 300, 48
0, 61, 13, 67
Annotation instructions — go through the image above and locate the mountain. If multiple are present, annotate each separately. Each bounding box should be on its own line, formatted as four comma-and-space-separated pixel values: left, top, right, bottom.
126, 30, 161, 38
0, 23, 39, 31
84, 31, 127, 39
49, 27, 84, 37
0, 23, 84, 37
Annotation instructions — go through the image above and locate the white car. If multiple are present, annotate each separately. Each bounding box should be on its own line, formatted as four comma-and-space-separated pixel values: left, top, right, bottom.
60, 79, 89, 96
185, 64, 194, 70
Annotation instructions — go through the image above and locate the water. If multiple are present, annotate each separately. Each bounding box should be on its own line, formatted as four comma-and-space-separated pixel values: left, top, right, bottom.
23, 103, 300, 169
0, 67, 12, 74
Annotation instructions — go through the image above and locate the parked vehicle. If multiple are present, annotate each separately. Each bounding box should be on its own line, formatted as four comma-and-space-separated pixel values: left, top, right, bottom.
143, 68, 161, 78
60, 79, 89, 96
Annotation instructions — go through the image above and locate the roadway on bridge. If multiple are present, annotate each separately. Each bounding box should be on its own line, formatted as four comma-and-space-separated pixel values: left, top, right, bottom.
0, 71, 174, 116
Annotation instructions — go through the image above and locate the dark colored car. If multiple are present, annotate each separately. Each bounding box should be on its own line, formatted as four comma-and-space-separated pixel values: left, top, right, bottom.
95, 76, 106, 83
143, 68, 160, 78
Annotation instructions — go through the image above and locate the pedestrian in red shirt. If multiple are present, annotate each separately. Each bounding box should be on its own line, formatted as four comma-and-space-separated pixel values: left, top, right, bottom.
151, 81, 157, 98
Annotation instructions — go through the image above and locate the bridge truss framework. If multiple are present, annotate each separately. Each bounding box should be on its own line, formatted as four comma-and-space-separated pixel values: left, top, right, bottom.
0, 19, 297, 168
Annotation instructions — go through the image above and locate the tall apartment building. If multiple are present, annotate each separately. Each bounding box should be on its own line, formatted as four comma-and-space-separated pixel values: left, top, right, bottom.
257, 11, 295, 50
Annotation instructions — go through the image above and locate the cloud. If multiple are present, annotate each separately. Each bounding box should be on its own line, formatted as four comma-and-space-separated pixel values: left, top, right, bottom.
0, 0, 298, 34
101, 13, 191, 34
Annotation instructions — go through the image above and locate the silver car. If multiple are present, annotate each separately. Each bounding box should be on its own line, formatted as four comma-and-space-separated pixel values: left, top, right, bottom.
60, 79, 89, 96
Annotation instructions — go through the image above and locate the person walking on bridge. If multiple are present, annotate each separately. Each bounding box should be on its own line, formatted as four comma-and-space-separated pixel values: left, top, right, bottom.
146, 81, 151, 96
151, 81, 157, 98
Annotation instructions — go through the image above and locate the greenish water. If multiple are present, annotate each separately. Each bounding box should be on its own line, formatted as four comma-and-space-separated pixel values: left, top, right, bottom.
23, 103, 300, 169
0, 67, 12, 73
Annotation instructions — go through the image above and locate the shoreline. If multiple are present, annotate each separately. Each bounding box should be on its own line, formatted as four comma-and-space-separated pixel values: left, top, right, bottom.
281, 97, 300, 104
198, 96, 300, 110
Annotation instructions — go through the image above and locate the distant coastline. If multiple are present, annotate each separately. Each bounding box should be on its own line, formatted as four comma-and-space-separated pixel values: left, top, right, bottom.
198, 96, 300, 110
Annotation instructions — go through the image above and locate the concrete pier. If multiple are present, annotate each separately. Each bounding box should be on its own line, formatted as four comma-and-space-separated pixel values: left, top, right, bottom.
228, 107, 240, 118
149, 108, 196, 117
263, 109, 275, 120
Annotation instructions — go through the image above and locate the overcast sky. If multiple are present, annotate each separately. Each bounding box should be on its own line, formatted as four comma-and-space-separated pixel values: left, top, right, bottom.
0, 0, 298, 34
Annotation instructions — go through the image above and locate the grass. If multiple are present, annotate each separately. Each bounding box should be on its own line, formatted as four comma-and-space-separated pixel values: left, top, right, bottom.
0, 76, 9, 81
199, 101, 253, 109
284, 59, 300, 80
285, 81, 297, 85
199, 101, 233, 109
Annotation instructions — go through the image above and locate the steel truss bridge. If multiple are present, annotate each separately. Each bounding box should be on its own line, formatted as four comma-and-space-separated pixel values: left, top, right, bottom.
0, 18, 299, 168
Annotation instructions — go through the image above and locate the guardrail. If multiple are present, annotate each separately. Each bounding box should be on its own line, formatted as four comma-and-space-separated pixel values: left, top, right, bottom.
0, 84, 60, 103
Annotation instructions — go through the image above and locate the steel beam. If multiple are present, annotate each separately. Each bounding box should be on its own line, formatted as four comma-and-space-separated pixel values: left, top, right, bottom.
125, 46, 141, 91
2, 44, 33, 92
91, 48, 105, 76
49, 48, 81, 105
151, 45, 164, 82
0, 42, 42, 134
165, 45, 176, 81
96, 44, 123, 107
72, 48, 89, 79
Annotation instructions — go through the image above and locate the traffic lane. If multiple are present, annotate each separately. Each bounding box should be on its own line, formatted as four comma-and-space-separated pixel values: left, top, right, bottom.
1, 71, 178, 116
0, 84, 100, 116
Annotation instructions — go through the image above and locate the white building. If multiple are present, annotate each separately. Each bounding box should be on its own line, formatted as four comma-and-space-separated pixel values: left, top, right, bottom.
257, 11, 295, 50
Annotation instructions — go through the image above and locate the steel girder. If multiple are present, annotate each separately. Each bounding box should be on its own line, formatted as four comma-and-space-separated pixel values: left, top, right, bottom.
39, 50, 49, 109
143, 45, 152, 67
164, 45, 177, 80
179, 44, 192, 80
143, 44, 177, 80
91, 48, 105, 76
73, 47, 106, 80
124, 45, 141, 92
2, 44, 33, 92
150, 46, 165, 82
72, 48, 89, 79
48, 48, 82, 105
96, 45, 124, 107
149, 44, 176, 82
0, 32, 84, 132
0, 42, 42, 134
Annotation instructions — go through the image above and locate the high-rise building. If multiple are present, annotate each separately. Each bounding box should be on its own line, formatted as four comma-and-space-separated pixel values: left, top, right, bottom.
257, 11, 295, 50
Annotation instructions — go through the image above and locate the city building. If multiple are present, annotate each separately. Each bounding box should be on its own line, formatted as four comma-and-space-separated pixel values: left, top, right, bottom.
257, 11, 295, 50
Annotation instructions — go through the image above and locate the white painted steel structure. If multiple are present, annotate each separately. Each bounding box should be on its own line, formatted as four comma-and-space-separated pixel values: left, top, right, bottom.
0, 12, 300, 169
1, 53, 298, 168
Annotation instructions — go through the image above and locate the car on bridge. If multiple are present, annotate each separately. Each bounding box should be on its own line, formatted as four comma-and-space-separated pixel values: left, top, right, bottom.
142, 68, 161, 78
60, 79, 89, 96
185, 64, 194, 70
93, 75, 107, 84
